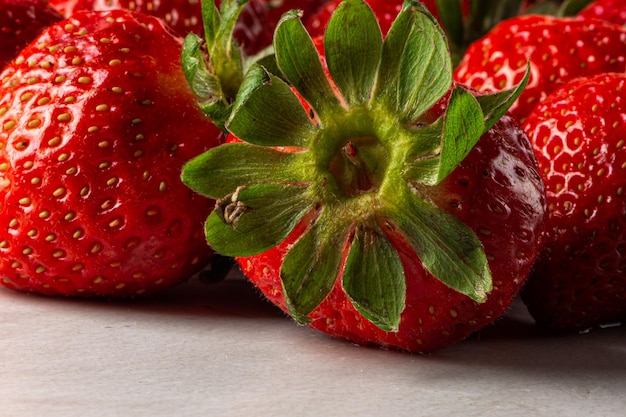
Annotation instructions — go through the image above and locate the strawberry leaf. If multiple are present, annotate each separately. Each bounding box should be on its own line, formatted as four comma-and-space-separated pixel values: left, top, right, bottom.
226, 65, 317, 148
324, 0, 382, 106
181, 0, 251, 129
374, 1, 452, 123
204, 185, 315, 256
281, 213, 350, 318
374, 2, 415, 109
382, 187, 492, 303
274, 10, 341, 120
395, 2, 452, 123
181, 34, 229, 124
436, 85, 485, 184
343, 223, 406, 332
182, 143, 312, 198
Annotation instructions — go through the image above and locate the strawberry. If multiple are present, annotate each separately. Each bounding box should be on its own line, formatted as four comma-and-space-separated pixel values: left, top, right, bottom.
520, 72, 626, 331
578, 0, 626, 25
0, 0, 63, 69
306, 0, 565, 63
454, 14, 626, 123
0, 9, 223, 297
49, 0, 328, 55
183, 0, 547, 352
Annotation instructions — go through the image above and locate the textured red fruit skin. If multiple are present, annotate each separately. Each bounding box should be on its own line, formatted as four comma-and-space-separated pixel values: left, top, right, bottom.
454, 15, 626, 123
235, 107, 546, 353
521, 72, 626, 331
0, 10, 222, 297
0, 0, 63, 69
50, 0, 328, 55
579, 0, 626, 26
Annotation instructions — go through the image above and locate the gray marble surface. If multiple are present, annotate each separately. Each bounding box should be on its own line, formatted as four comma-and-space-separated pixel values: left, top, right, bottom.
1, 268, 625, 417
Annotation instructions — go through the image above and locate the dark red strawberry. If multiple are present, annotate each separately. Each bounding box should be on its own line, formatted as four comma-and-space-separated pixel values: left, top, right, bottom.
0, 0, 63, 69
521, 72, 626, 331
0, 9, 223, 297
183, 0, 546, 352
579, 0, 626, 25
454, 14, 626, 123
50, 0, 328, 55
306, 0, 563, 63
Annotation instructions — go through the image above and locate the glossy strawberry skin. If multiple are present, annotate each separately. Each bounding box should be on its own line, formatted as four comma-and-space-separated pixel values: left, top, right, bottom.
0, 10, 222, 297
0, 0, 63, 69
454, 15, 626, 123
521, 72, 626, 331
235, 101, 546, 353
50, 0, 328, 55
579, 0, 626, 25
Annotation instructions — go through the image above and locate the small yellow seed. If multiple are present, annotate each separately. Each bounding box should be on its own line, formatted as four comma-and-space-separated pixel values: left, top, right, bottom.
57, 113, 71, 122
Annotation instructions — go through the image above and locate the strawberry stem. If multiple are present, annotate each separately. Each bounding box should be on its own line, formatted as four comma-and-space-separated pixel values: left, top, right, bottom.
181, 0, 251, 130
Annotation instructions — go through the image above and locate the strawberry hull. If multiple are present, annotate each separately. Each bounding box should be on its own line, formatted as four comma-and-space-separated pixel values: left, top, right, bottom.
236, 114, 546, 353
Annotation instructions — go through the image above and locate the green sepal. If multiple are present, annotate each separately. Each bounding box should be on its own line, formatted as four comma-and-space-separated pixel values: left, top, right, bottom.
181, 33, 231, 125
281, 212, 350, 318
273, 10, 342, 120
382, 188, 492, 303
180, 0, 251, 129
226, 65, 317, 148
203, 185, 315, 257
343, 222, 406, 332
374, 2, 414, 109
436, 85, 485, 184
475, 62, 530, 130
323, 0, 382, 106
181, 142, 311, 199
396, 2, 452, 123
402, 86, 484, 187
374, 1, 452, 124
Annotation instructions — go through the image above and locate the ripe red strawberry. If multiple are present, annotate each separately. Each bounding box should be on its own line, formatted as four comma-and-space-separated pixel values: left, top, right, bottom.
521, 72, 626, 331
0, 9, 223, 297
579, 0, 626, 25
49, 0, 328, 55
183, 0, 546, 352
306, 1, 569, 55
454, 15, 626, 123
0, 0, 63, 69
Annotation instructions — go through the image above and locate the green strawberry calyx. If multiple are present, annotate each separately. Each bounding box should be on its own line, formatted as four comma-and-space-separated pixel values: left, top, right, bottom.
181, 0, 254, 130
183, 0, 529, 331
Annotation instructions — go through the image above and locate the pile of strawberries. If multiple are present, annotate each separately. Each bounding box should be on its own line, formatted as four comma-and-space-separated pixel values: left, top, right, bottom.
1, 0, 625, 353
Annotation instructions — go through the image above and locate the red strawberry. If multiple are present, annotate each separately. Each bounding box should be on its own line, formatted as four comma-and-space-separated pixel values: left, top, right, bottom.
454, 15, 626, 123
183, 0, 546, 352
521, 72, 626, 331
0, 0, 63, 69
579, 0, 626, 25
306, 0, 559, 61
0, 9, 223, 297
49, 0, 328, 55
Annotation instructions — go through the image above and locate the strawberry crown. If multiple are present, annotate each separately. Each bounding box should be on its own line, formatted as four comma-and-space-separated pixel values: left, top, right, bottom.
183, 0, 528, 331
